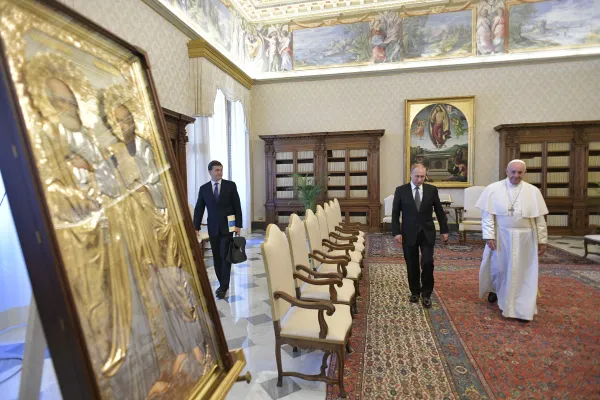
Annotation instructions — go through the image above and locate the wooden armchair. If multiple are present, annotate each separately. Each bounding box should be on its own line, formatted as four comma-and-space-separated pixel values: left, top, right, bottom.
286, 214, 357, 315
316, 206, 364, 264
330, 199, 366, 239
458, 186, 485, 242
332, 198, 364, 233
261, 224, 353, 398
304, 209, 362, 297
323, 203, 365, 251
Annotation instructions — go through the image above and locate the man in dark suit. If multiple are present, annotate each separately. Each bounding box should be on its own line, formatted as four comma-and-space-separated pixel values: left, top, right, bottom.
193, 160, 242, 299
392, 163, 449, 308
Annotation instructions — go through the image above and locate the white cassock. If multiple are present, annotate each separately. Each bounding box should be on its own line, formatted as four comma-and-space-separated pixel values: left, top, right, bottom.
476, 178, 548, 321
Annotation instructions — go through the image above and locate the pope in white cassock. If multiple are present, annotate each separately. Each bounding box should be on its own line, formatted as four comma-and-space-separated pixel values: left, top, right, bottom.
476, 160, 549, 322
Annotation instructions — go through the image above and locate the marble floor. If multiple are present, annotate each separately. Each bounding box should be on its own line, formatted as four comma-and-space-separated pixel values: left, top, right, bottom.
207, 231, 330, 400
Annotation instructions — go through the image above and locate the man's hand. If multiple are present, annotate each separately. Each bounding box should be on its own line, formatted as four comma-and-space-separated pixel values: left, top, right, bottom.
195, 230, 199, 237
234, 227, 241, 235
441, 233, 449, 243
538, 243, 546, 256
486, 239, 496, 251
394, 234, 402, 244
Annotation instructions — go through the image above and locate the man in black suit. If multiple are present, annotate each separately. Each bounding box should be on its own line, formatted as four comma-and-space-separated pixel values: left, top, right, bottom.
193, 160, 242, 299
392, 163, 449, 308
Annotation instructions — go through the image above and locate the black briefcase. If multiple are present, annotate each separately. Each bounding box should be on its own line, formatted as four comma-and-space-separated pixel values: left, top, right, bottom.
226, 236, 247, 264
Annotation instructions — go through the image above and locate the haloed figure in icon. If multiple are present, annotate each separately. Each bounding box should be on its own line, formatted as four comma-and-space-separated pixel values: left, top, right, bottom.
104, 86, 211, 384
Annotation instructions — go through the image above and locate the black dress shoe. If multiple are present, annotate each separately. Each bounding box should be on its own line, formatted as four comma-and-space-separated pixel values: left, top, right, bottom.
488, 292, 498, 303
409, 295, 419, 303
517, 319, 530, 323
216, 290, 226, 299
422, 297, 432, 308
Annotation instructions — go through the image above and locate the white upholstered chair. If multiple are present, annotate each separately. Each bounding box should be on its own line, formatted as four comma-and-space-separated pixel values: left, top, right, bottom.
381, 195, 395, 232
286, 214, 357, 314
324, 203, 365, 248
332, 198, 365, 235
458, 186, 485, 242
317, 205, 364, 259
327, 201, 365, 244
262, 224, 353, 397
304, 209, 362, 296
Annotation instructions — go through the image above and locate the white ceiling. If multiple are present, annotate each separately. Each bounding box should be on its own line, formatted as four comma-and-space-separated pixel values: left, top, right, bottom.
228, 0, 450, 23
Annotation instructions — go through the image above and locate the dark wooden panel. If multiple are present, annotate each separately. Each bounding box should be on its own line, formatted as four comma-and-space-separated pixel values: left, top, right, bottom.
495, 121, 600, 235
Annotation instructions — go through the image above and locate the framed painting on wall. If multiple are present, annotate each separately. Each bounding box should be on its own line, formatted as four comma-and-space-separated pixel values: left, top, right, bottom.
0, 0, 246, 398
405, 96, 475, 188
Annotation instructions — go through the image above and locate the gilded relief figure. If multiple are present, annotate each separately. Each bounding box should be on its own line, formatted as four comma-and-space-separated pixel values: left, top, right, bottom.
24, 53, 165, 399
102, 83, 211, 382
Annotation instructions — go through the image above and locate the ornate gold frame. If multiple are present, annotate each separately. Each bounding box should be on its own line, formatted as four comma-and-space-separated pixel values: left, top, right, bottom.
0, 0, 245, 398
405, 96, 475, 188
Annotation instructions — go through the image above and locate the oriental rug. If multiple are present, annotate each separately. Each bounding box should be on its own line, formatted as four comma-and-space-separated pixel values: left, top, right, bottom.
326, 237, 600, 399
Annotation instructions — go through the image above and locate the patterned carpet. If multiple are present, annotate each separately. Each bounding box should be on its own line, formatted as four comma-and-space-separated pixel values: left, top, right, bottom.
325, 235, 600, 399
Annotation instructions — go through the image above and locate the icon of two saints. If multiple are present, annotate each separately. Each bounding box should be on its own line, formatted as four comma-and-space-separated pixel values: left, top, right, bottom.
24, 53, 211, 398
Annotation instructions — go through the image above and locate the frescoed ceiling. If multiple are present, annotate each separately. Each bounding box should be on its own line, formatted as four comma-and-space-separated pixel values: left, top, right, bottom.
148, 0, 600, 81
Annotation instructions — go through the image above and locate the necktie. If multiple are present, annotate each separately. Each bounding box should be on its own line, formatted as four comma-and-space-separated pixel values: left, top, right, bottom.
414, 186, 421, 211
214, 182, 219, 201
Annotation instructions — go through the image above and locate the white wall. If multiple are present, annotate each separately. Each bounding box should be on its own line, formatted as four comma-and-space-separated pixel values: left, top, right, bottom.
250, 58, 600, 221
59, 0, 194, 116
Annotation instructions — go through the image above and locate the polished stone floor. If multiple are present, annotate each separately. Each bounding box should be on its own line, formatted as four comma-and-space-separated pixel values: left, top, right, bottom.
207, 231, 330, 400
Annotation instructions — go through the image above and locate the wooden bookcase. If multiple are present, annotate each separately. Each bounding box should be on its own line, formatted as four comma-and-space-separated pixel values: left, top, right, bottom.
495, 121, 600, 235
162, 107, 194, 199
260, 130, 384, 232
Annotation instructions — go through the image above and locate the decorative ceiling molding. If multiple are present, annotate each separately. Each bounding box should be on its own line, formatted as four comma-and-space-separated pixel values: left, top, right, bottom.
230, 0, 451, 23
252, 48, 600, 84
188, 38, 254, 88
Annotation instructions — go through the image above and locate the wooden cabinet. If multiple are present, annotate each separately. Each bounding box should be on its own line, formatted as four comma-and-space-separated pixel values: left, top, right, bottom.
260, 130, 384, 232
495, 121, 600, 235
162, 107, 195, 198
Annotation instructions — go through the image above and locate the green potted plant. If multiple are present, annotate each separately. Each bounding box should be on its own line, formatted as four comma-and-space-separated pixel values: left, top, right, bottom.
292, 173, 325, 213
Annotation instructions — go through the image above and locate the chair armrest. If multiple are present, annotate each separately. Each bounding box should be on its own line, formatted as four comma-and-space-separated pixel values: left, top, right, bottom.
293, 274, 342, 302
322, 239, 355, 251
273, 291, 334, 338
330, 232, 357, 242
314, 250, 351, 263
341, 221, 361, 227
309, 253, 348, 277
296, 264, 342, 280
335, 226, 360, 235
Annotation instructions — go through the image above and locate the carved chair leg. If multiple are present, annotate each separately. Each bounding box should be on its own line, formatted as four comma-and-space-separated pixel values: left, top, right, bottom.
346, 341, 354, 354
354, 279, 361, 298
338, 345, 348, 398
584, 239, 589, 258
320, 350, 330, 376
275, 340, 283, 387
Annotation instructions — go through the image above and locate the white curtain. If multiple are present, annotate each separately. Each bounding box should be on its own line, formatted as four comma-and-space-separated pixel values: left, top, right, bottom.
190, 58, 251, 125
0, 170, 32, 330
230, 100, 251, 235
186, 116, 211, 213
208, 89, 229, 178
